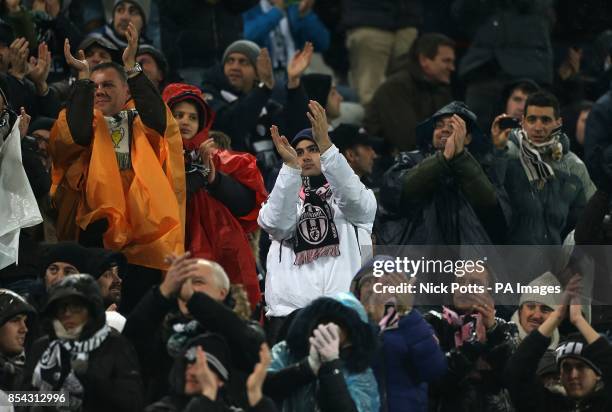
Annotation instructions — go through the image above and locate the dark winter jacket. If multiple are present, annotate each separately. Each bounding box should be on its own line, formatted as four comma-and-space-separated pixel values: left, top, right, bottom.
375, 102, 509, 245
340, 0, 423, 31
159, 0, 259, 69
585, 84, 612, 189
373, 310, 447, 412
425, 308, 519, 412
456, 0, 554, 85
122, 286, 264, 405
504, 131, 596, 245
202, 64, 309, 169
364, 59, 452, 152
505, 330, 612, 412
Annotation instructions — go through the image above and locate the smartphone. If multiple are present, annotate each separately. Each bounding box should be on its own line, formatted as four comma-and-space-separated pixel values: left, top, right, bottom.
498, 117, 520, 130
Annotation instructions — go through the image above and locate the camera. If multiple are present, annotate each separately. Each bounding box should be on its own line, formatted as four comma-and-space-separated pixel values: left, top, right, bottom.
498, 117, 520, 130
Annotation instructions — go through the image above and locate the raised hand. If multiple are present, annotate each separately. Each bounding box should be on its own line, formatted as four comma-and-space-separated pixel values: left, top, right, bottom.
64, 38, 89, 79
270, 125, 299, 169
198, 138, 217, 184
194, 347, 219, 401
287, 42, 314, 88
256, 48, 275, 89
28, 42, 52, 94
309, 323, 340, 362
18, 107, 31, 139
159, 252, 200, 298
450, 115, 467, 155
306, 100, 332, 153
8, 38, 29, 80
246, 344, 271, 407
122, 22, 139, 69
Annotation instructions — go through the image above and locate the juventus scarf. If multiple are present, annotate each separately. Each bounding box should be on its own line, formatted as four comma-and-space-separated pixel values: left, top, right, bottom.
32, 324, 111, 411
294, 175, 340, 265
104, 109, 138, 170
517, 128, 562, 188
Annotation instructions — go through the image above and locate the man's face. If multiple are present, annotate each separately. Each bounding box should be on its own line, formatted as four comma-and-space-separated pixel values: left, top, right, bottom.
432, 115, 453, 150
137, 53, 163, 87
172, 101, 199, 140
325, 85, 343, 120
0, 43, 10, 72
345, 144, 377, 177
522, 106, 561, 144
560, 358, 600, 398
0, 314, 28, 356
31, 129, 50, 162
97, 266, 122, 306
91, 68, 130, 116
518, 302, 554, 333
178, 262, 228, 316
223, 53, 257, 94
54, 297, 89, 331
295, 139, 322, 176
45, 262, 79, 290
506, 88, 529, 119
113, 1, 144, 38
85, 46, 112, 68
420, 46, 455, 84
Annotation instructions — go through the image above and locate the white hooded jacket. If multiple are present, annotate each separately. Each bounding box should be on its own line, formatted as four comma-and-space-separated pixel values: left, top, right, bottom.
258, 145, 376, 317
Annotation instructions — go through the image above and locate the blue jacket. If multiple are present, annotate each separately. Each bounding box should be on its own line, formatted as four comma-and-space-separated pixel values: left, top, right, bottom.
374, 310, 447, 412
243, 4, 330, 60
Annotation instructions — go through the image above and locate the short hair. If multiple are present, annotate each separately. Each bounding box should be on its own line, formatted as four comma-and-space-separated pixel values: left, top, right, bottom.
411, 33, 455, 61
91, 62, 128, 84
524, 91, 561, 118
512, 81, 539, 97
209, 130, 232, 150
196, 259, 230, 291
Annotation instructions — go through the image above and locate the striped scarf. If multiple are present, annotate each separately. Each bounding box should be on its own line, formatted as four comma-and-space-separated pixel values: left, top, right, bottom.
32, 324, 111, 410
517, 129, 562, 189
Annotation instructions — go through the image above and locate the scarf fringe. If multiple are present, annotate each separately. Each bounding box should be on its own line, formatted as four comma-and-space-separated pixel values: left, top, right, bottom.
294, 244, 340, 266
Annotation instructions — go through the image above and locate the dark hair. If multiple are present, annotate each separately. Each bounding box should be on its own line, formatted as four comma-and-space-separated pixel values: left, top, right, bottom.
91, 62, 128, 84
524, 91, 561, 118
411, 33, 455, 61
511, 81, 539, 97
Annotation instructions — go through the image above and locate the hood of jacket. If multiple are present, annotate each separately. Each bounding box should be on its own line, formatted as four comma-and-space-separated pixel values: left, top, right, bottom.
415, 101, 489, 155
285, 293, 376, 374
162, 83, 216, 151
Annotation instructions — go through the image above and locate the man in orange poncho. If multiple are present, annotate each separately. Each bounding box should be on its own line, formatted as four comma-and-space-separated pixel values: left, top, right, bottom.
50, 23, 185, 313
162, 83, 267, 308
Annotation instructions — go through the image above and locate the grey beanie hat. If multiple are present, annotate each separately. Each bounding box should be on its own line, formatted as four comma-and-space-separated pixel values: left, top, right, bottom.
519, 271, 561, 309
222, 40, 261, 68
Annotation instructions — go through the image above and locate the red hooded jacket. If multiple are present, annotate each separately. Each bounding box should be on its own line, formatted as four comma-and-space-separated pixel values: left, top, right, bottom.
163, 83, 267, 307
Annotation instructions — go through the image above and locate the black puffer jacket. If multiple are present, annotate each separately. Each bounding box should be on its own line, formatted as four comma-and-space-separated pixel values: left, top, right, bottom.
341, 0, 423, 31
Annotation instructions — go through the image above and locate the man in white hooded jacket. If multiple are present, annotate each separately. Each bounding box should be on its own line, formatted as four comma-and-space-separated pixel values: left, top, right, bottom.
258, 100, 376, 335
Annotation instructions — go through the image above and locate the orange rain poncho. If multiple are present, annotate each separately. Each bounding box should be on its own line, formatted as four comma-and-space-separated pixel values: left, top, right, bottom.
50, 102, 186, 271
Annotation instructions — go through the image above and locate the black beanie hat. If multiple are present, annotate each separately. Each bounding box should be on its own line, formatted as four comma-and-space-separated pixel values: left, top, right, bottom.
301, 74, 332, 107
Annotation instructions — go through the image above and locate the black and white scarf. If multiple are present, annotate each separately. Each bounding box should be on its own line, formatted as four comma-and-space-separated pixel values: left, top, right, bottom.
517, 129, 562, 188
294, 175, 340, 265
32, 324, 111, 411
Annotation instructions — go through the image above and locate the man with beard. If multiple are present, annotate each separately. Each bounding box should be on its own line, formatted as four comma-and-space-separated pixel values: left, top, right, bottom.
87, 248, 127, 310
99, 0, 151, 50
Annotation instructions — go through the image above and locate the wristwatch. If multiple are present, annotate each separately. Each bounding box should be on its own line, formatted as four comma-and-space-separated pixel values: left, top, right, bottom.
126, 62, 143, 77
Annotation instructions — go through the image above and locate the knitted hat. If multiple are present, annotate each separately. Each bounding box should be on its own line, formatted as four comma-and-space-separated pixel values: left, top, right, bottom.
291, 128, 315, 148
137, 44, 169, 78
39, 242, 90, 277
183, 333, 231, 382
222, 40, 261, 68
27, 117, 55, 136
519, 271, 562, 309
556, 333, 602, 375
301, 74, 332, 107
110, 0, 151, 26
86, 248, 127, 280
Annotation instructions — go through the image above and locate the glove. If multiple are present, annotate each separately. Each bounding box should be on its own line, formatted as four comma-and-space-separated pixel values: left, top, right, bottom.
309, 323, 340, 363
307, 341, 321, 374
